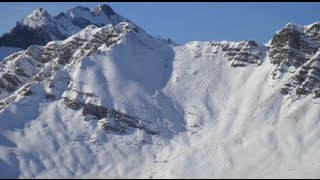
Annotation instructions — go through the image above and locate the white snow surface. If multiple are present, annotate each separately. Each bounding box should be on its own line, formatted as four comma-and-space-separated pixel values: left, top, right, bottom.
0, 22, 319, 179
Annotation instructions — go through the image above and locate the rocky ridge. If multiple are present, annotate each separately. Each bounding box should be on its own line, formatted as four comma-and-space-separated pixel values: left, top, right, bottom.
0, 4, 128, 49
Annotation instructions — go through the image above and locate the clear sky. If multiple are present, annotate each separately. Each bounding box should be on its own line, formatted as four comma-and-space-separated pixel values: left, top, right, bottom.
0, 2, 319, 44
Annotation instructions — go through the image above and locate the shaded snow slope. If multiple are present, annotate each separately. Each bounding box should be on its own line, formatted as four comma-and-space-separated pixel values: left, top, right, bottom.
0, 17, 320, 178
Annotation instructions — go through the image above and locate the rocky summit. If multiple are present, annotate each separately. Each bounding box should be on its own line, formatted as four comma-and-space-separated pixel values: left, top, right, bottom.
0, 4, 127, 49
269, 23, 320, 98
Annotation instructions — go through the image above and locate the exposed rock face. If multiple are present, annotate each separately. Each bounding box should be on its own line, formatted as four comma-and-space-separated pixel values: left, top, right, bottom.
62, 98, 158, 135
280, 54, 320, 97
93, 4, 116, 16
83, 103, 157, 135
223, 40, 263, 67
189, 40, 264, 68
269, 23, 318, 74
0, 4, 128, 49
268, 23, 320, 98
0, 45, 43, 96
306, 23, 320, 42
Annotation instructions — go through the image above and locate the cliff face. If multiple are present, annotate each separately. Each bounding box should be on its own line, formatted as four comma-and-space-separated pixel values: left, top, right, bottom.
268, 23, 320, 98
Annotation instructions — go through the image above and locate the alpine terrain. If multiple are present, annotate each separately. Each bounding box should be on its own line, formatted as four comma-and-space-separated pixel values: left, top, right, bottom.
0, 4, 320, 178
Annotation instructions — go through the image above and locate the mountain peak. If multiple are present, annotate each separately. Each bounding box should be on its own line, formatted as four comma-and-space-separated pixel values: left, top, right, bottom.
66, 5, 92, 18
0, 4, 128, 49
29, 7, 51, 19
283, 22, 304, 33
22, 7, 52, 29
93, 4, 116, 16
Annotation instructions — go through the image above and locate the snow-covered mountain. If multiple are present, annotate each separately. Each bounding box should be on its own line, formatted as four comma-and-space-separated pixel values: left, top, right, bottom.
0, 4, 127, 49
0, 5, 320, 178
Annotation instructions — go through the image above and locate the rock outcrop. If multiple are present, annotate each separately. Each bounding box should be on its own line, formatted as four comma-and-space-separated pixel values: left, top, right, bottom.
269, 23, 320, 98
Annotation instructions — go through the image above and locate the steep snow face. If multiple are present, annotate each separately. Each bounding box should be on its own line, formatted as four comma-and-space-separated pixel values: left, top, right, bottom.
0, 18, 320, 178
150, 42, 320, 178
0, 4, 128, 49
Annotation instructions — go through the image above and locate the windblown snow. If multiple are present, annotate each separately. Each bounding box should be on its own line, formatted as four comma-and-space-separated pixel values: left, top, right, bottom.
0, 5, 320, 179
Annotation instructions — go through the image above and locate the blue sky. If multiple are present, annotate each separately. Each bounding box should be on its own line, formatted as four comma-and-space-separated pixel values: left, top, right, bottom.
0, 2, 319, 44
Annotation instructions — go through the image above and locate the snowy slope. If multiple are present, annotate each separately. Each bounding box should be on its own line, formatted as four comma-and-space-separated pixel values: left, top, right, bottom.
148, 42, 320, 178
0, 21, 184, 178
0, 9, 320, 178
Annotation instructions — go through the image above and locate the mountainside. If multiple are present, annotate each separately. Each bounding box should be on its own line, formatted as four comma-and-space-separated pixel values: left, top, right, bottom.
0, 4, 127, 49
0, 5, 320, 179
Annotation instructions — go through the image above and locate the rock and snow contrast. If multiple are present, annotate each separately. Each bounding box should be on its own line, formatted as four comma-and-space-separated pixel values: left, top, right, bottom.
0, 4, 320, 178
0, 4, 127, 50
